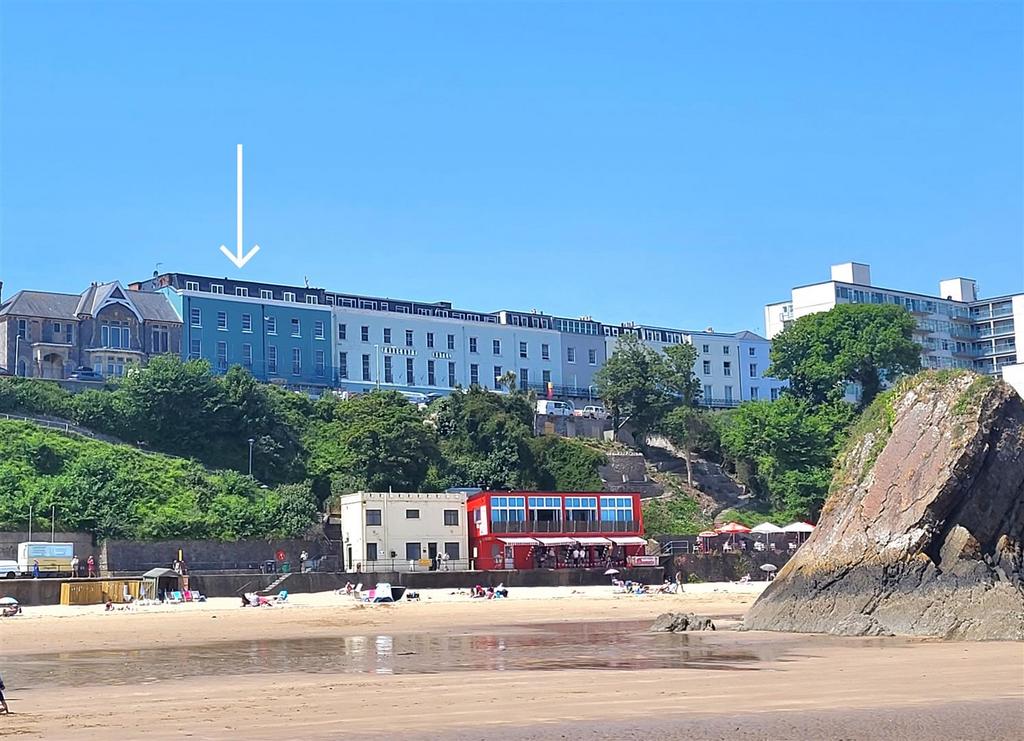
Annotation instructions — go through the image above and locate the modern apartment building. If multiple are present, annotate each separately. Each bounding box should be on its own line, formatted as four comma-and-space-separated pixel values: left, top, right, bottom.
765, 262, 1023, 395
0, 280, 181, 379
129, 271, 782, 405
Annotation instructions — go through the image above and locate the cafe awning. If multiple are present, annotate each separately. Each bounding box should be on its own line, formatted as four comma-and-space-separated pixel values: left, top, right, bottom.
610, 536, 648, 546
574, 537, 613, 546
536, 537, 575, 546
498, 537, 540, 546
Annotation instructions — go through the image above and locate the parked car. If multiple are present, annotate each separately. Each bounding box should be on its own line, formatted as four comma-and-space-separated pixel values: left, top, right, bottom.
0, 560, 22, 579
536, 400, 575, 417
68, 366, 105, 382
581, 405, 608, 419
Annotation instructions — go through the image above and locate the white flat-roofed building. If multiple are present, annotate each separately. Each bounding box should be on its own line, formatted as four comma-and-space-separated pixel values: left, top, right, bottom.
765, 262, 1023, 398
338, 491, 469, 572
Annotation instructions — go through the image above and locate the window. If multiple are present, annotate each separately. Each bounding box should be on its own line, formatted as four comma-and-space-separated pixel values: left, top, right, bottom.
383, 328, 392, 344
427, 360, 436, 386
750, 386, 759, 400
216, 341, 228, 371
724, 385, 733, 402
217, 311, 228, 330
306, 295, 317, 305
314, 320, 325, 340
771, 388, 780, 401
190, 308, 202, 327
565, 496, 598, 522
17, 319, 27, 340
339, 352, 348, 379
101, 323, 130, 349
315, 349, 325, 376
588, 348, 597, 365
493, 339, 501, 355
520, 368, 529, 387
519, 341, 528, 358
447, 334, 455, 351
405, 329, 414, 347
291, 319, 301, 337
541, 343, 550, 361
702, 344, 710, 353
236, 287, 248, 297
490, 496, 526, 522
528, 496, 561, 523
260, 289, 273, 300
723, 361, 731, 376
567, 347, 576, 363
384, 355, 393, 383
405, 543, 421, 561
424, 332, 434, 349
749, 347, 756, 356
292, 348, 302, 375
268, 346, 278, 374
444, 542, 460, 561
723, 346, 730, 355
241, 313, 252, 333
703, 384, 713, 400
542, 369, 551, 384
448, 362, 456, 387
242, 343, 252, 369
703, 360, 711, 375
338, 324, 347, 340
189, 338, 201, 358
211, 284, 224, 294
362, 354, 371, 381
749, 363, 757, 377
600, 496, 634, 522
444, 509, 459, 526
406, 509, 420, 519
283, 292, 296, 303
366, 509, 382, 526
185, 281, 200, 291
493, 366, 502, 390
52, 321, 61, 334
366, 543, 378, 561
406, 357, 414, 385
469, 337, 478, 353
470, 363, 479, 385
151, 327, 169, 353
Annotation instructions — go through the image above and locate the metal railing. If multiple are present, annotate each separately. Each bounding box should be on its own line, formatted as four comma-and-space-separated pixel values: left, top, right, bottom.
489, 520, 639, 534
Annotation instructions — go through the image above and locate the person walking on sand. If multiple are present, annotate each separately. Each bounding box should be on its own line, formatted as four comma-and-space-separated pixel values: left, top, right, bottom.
0, 672, 9, 714
86, 555, 96, 578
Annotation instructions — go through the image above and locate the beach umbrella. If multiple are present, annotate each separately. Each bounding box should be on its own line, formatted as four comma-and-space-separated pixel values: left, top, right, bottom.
697, 531, 718, 538
759, 563, 777, 572
0, 596, 18, 606
716, 522, 752, 534
783, 521, 815, 544
604, 568, 620, 576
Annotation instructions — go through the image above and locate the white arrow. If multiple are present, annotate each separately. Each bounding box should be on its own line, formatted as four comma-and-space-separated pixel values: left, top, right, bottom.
219, 143, 261, 268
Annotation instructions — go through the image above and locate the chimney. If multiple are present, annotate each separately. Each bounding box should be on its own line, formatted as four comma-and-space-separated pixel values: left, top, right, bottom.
0, 280, 3, 302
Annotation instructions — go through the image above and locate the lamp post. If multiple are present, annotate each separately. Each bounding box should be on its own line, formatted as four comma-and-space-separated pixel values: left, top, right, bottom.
247, 438, 255, 477
15, 335, 23, 376
51, 504, 56, 543
588, 384, 597, 402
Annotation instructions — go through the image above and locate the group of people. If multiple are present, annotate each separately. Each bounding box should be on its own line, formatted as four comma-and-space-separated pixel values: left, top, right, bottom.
528, 544, 623, 570
240, 591, 287, 607
470, 583, 509, 599
67, 555, 98, 578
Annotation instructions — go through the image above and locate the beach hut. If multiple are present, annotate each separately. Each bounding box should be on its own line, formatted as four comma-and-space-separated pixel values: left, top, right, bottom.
751, 522, 784, 550
141, 568, 182, 601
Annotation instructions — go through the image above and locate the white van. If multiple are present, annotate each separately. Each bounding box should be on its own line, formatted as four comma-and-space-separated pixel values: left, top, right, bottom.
0, 560, 21, 579
536, 400, 575, 417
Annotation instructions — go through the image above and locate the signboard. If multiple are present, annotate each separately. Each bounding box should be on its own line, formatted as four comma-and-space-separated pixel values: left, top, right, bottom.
628, 555, 659, 567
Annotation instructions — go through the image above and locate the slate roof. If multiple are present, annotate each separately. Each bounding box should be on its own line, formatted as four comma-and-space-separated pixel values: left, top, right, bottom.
0, 283, 181, 323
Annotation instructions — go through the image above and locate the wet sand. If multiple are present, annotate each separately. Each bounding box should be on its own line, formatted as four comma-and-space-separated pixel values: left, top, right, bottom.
1, 583, 1021, 739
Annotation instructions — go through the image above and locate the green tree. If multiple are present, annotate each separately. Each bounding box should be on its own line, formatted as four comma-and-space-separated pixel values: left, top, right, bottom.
528, 436, 606, 491
768, 303, 921, 407
663, 342, 702, 406
660, 406, 712, 487
594, 333, 673, 439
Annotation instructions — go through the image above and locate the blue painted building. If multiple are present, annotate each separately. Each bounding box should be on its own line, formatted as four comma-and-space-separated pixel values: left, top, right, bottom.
161, 287, 334, 387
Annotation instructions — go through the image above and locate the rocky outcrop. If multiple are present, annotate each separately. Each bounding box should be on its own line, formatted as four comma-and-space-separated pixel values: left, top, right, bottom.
651, 612, 716, 632
744, 372, 1024, 640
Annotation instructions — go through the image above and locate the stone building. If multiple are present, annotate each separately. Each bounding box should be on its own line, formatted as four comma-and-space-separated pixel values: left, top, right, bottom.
0, 280, 182, 379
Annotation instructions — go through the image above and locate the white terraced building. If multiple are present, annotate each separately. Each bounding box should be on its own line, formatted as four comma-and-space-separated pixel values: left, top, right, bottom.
765, 262, 1024, 397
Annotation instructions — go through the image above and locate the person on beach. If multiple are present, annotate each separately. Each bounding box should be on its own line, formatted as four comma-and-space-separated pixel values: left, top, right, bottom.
86, 555, 96, 578
32, 560, 39, 579
70, 554, 80, 578
0, 672, 9, 714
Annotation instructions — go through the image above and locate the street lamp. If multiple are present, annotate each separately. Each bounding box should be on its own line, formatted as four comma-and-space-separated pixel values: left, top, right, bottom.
15, 335, 23, 376
247, 438, 255, 477
588, 384, 598, 401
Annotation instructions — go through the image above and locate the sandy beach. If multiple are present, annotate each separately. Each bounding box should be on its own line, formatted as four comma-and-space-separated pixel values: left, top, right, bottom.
1, 583, 1021, 739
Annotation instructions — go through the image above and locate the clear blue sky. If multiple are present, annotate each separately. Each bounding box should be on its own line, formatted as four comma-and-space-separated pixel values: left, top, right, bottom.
1, 1, 1021, 334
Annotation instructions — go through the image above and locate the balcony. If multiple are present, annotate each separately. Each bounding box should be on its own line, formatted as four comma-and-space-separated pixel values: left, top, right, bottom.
490, 519, 639, 534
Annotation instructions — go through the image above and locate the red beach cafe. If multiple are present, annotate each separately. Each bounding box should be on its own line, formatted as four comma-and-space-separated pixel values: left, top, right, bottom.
467, 491, 647, 571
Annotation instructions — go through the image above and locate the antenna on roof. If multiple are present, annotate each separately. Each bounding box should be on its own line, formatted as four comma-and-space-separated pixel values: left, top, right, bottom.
304, 276, 310, 288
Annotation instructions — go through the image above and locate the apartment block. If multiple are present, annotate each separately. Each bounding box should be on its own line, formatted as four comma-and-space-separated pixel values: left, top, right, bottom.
765, 262, 1023, 395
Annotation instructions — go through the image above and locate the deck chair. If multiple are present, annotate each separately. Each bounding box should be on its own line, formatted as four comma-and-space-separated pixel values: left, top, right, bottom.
168, 590, 184, 603
353, 583, 363, 600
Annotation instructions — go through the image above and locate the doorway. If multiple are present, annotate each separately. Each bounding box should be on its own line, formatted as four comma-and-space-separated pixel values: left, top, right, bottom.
428, 542, 438, 570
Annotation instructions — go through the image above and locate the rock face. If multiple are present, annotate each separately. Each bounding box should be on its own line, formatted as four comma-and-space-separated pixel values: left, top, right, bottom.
744, 372, 1024, 640
651, 612, 716, 632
